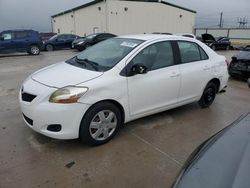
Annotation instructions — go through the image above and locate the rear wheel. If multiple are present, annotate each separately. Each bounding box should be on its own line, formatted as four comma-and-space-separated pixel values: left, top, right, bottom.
46, 44, 54, 51
28, 45, 40, 55
79, 102, 122, 146
198, 82, 217, 108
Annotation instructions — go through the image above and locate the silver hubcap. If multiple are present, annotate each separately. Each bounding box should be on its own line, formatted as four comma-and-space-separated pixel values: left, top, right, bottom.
31, 46, 39, 54
89, 110, 117, 141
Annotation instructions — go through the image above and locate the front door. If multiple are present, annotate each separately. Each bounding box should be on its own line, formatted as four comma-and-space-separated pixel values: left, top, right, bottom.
127, 41, 181, 117
0, 31, 14, 53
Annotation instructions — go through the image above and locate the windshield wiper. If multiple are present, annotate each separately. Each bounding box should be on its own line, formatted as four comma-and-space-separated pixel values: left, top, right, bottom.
75, 57, 99, 71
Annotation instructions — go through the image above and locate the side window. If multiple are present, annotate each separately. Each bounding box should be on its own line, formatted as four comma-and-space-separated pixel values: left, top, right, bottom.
57, 35, 65, 40
178, 41, 201, 63
1, 32, 13, 40
131, 41, 174, 71
199, 47, 209, 60
14, 31, 29, 39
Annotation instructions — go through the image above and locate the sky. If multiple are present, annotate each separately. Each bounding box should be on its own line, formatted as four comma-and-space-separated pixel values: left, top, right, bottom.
0, 0, 249, 32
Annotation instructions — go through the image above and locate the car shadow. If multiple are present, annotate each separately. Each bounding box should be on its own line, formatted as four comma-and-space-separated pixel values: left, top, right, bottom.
30, 102, 200, 149
0, 54, 33, 58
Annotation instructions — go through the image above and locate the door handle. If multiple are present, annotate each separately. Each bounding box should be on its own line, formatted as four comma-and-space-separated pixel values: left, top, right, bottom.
170, 72, 180, 78
203, 66, 210, 71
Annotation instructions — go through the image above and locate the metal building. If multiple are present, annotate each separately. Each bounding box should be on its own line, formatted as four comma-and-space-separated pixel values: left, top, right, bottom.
51, 0, 196, 36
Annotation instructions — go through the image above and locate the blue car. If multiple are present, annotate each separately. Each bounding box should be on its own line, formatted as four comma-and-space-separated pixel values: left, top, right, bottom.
0, 29, 42, 55
44, 34, 80, 51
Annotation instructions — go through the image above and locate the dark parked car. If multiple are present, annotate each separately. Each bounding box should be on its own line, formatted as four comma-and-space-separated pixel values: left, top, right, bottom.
228, 49, 250, 80
234, 45, 250, 51
201, 34, 231, 51
172, 113, 250, 188
39, 32, 56, 42
44, 34, 80, 51
71, 37, 85, 49
0, 29, 42, 55
74, 33, 117, 51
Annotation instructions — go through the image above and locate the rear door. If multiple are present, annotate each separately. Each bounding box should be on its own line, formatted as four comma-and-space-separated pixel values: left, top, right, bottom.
55, 35, 67, 49
177, 41, 212, 103
13, 31, 31, 50
65, 35, 76, 48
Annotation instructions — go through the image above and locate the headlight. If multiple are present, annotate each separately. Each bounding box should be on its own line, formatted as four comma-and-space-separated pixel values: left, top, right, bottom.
77, 41, 85, 45
49, 86, 88, 104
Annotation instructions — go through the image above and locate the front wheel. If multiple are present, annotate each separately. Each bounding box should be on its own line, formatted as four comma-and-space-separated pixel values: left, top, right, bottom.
198, 82, 217, 108
79, 102, 122, 146
45, 44, 54, 51
211, 45, 216, 51
29, 45, 40, 55
84, 43, 91, 49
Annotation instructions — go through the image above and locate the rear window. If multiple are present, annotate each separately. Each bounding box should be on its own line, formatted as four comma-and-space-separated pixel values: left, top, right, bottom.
14, 31, 31, 39
178, 41, 208, 63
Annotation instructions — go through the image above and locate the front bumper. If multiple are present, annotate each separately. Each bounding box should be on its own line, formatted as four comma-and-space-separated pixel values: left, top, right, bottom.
19, 79, 90, 139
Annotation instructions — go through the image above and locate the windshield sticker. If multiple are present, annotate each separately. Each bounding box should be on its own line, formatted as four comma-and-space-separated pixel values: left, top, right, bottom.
120, 42, 139, 48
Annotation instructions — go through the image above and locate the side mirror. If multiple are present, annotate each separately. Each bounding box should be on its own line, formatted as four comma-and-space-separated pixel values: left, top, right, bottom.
248, 78, 250, 88
131, 64, 148, 75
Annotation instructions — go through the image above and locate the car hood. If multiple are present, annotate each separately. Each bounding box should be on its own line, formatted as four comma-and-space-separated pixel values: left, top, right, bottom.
233, 51, 250, 61
201, 33, 216, 42
173, 113, 250, 188
31, 62, 103, 88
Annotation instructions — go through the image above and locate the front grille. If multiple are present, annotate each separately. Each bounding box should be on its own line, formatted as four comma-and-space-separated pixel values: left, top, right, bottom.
22, 113, 33, 126
22, 92, 37, 102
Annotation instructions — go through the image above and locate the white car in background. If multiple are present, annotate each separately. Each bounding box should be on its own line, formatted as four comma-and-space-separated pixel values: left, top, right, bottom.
19, 34, 228, 145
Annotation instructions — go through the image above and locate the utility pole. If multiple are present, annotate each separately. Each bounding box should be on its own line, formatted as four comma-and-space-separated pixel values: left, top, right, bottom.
219, 12, 223, 28
238, 17, 248, 28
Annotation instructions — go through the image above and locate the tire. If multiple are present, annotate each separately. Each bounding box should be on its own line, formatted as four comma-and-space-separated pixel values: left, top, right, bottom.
226, 45, 230, 50
45, 44, 54, 51
28, 45, 40, 55
79, 102, 122, 146
84, 43, 91, 49
198, 82, 217, 108
211, 45, 216, 51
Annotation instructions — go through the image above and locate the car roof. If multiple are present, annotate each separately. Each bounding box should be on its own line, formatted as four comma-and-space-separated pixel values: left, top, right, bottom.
2, 29, 35, 32
118, 34, 196, 42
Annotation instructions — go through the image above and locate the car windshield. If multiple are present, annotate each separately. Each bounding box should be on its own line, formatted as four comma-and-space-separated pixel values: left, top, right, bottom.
66, 38, 144, 72
49, 35, 58, 40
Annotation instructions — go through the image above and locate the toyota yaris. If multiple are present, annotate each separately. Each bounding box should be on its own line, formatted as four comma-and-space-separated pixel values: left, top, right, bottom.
19, 34, 229, 145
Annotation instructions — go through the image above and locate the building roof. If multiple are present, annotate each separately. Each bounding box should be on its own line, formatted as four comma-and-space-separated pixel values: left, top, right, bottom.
51, 0, 196, 18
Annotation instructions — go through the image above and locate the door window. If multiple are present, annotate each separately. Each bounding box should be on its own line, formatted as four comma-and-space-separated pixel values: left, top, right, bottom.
14, 31, 30, 39
178, 41, 209, 63
178, 41, 201, 63
199, 47, 209, 60
1, 32, 13, 40
131, 41, 174, 71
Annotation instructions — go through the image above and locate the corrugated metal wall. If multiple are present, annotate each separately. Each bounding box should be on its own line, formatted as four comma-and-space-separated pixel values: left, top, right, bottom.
52, 0, 195, 36
107, 0, 195, 35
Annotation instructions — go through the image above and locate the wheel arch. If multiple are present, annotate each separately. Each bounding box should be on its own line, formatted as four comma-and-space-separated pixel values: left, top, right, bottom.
82, 99, 125, 125
78, 99, 126, 140
208, 78, 220, 93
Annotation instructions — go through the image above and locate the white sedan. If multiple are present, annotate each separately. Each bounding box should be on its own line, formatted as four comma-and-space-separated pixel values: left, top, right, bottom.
19, 34, 229, 145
